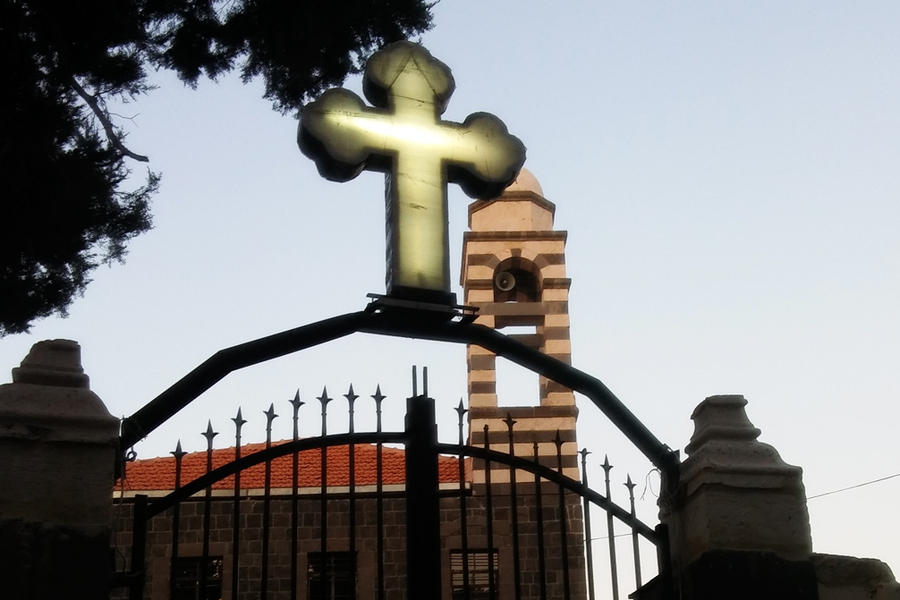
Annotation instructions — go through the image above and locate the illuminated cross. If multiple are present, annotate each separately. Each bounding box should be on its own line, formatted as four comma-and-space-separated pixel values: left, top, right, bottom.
299, 41, 526, 303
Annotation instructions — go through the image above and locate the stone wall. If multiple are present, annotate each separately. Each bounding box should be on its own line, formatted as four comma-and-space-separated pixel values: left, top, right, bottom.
111, 490, 586, 600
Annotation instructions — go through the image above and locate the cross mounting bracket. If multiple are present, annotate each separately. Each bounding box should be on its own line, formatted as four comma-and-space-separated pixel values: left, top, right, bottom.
364, 293, 479, 324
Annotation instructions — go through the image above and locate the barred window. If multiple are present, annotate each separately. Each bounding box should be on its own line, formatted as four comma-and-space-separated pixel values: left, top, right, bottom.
451, 549, 499, 600
172, 556, 223, 600
308, 552, 356, 600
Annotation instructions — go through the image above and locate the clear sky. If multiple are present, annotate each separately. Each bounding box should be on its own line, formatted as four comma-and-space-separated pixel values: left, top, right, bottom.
2, 0, 898, 582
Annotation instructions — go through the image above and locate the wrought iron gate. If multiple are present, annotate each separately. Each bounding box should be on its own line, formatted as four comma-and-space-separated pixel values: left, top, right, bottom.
112, 301, 677, 600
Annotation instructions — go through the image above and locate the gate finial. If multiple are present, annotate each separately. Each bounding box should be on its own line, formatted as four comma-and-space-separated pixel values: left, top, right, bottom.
171, 439, 186, 459
231, 407, 247, 432
263, 403, 278, 430
202, 420, 218, 447
371, 385, 386, 432
289, 389, 304, 412
345, 385, 358, 433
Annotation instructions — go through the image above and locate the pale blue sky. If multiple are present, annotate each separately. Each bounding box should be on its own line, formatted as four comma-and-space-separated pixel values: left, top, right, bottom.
2, 0, 898, 581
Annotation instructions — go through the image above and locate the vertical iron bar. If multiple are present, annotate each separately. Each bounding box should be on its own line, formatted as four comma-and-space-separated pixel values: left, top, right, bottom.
503, 414, 522, 600
261, 404, 277, 600
556, 432, 571, 600
201, 421, 218, 600
372, 386, 386, 600
455, 400, 471, 600
580, 449, 596, 600
602, 456, 620, 600
318, 387, 332, 600
533, 442, 547, 600
405, 369, 441, 600
169, 441, 186, 600
345, 385, 358, 560
129, 494, 148, 600
625, 476, 642, 588
231, 410, 246, 600
483, 425, 496, 600
290, 391, 303, 600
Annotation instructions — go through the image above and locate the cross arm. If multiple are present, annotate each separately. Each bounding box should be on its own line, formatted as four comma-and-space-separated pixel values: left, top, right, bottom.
298, 88, 392, 182
446, 112, 526, 199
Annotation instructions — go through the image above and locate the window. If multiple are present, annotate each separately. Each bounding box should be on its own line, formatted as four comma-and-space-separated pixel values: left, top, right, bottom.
451, 549, 499, 600
307, 552, 356, 600
172, 556, 223, 600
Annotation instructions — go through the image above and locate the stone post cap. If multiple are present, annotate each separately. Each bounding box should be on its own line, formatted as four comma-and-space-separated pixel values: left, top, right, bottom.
685, 394, 761, 455
1, 339, 116, 444
11, 339, 90, 388
668, 394, 814, 562
682, 394, 803, 488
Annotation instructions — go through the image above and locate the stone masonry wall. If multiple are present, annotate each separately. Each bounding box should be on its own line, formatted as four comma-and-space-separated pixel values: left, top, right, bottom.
112, 490, 586, 600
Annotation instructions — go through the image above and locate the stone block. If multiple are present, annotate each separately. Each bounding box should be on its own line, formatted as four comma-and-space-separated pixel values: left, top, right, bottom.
813, 553, 900, 600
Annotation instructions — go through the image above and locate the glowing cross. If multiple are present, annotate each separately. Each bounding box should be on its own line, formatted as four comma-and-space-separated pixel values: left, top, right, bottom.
299, 41, 526, 303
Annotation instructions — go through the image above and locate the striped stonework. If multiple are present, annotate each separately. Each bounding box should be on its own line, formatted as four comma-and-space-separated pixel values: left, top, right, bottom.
461, 171, 579, 482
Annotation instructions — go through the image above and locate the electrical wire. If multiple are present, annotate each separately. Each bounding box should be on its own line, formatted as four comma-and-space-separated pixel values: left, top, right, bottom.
806, 472, 900, 500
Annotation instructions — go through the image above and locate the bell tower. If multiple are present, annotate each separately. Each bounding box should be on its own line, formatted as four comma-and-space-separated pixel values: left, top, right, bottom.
461, 169, 578, 480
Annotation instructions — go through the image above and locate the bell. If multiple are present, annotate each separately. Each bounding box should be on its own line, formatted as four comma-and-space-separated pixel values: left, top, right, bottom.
494, 271, 516, 292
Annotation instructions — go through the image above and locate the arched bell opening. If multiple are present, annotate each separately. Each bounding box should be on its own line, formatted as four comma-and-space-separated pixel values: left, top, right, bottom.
492, 256, 542, 303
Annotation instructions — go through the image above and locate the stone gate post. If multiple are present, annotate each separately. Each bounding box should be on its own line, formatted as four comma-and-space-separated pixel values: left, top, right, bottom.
0, 340, 119, 599
659, 394, 819, 599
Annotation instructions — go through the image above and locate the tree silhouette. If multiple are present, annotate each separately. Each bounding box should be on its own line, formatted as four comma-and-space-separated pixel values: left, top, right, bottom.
1, 0, 433, 335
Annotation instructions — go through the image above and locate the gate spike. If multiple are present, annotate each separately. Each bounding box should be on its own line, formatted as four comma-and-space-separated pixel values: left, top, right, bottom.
264, 403, 278, 426
371, 385, 385, 405
625, 474, 636, 493
289, 389, 304, 412
502, 412, 517, 430
372, 385, 385, 432
171, 439, 187, 459
455, 399, 468, 446
344, 384, 359, 403
232, 407, 247, 430
202, 420, 218, 445
454, 398, 468, 418
554, 429, 563, 450
317, 387, 332, 407
317, 387, 332, 436
602, 454, 612, 473
345, 385, 358, 433
580, 447, 591, 460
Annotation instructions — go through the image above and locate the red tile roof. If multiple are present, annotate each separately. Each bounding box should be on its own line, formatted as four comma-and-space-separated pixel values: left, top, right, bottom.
117, 441, 467, 492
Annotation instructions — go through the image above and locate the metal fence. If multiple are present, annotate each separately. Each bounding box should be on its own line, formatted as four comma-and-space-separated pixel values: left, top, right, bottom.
112, 382, 666, 600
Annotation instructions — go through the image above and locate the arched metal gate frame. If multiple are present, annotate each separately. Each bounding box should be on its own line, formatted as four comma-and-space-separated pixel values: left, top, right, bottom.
116, 300, 680, 600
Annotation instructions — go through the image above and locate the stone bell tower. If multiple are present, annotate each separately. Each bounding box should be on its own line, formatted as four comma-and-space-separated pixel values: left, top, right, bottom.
461, 169, 578, 480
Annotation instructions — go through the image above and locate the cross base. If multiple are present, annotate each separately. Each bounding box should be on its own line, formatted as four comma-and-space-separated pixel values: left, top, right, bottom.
386, 286, 456, 306
365, 293, 478, 324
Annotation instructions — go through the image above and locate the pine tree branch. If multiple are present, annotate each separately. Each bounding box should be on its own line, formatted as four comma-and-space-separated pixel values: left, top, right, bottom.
70, 77, 150, 163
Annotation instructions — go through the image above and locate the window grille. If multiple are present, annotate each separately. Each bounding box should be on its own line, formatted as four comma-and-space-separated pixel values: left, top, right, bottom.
172, 556, 223, 600
451, 549, 499, 600
308, 551, 356, 600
